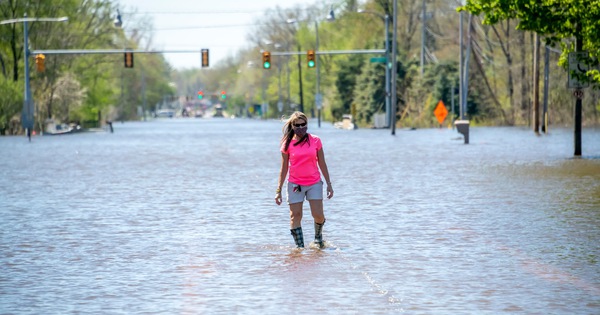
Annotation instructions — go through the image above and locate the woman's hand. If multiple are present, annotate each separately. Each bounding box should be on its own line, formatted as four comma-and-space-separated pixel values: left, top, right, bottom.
326, 184, 334, 199
275, 192, 282, 205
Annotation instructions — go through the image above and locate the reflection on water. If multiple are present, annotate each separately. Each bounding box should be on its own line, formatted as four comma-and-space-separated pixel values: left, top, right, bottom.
1, 119, 599, 314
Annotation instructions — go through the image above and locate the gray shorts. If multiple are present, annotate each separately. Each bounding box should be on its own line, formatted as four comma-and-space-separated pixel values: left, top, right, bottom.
287, 181, 323, 204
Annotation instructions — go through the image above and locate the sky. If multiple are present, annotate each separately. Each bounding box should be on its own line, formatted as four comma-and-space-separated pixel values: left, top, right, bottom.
117, 0, 316, 70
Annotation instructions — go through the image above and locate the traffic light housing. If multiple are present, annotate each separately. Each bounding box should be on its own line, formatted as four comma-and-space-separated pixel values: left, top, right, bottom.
198, 91, 204, 99
262, 51, 271, 69
221, 90, 226, 100
201, 49, 209, 68
35, 54, 45, 72
307, 50, 316, 68
124, 51, 134, 68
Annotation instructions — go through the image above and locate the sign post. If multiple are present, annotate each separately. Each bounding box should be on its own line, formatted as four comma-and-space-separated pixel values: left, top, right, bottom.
568, 46, 588, 156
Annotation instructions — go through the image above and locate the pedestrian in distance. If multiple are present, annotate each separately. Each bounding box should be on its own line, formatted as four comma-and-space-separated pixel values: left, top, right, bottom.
275, 111, 334, 248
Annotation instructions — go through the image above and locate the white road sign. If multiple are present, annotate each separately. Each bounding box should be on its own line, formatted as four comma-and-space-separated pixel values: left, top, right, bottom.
568, 52, 589, 89
315, 93, 323, 110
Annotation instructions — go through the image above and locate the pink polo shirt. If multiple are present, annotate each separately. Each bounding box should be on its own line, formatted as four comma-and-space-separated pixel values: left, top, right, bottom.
281, 134, 323, 186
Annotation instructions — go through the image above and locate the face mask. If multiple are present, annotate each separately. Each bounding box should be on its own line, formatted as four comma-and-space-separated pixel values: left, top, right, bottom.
293, 126, 307, 137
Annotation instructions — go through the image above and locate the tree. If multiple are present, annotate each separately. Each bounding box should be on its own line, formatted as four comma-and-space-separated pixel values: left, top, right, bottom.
459, 0, 600, 87
0, 76, 22, 134
334, 54, 364, 120
353, 62, 386, 125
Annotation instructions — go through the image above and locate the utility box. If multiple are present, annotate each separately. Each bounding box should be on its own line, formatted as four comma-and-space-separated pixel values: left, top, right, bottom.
372, 113, 386, 128
455, 120, 470, 144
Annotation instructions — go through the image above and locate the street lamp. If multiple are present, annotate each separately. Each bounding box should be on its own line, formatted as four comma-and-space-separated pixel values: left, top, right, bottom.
113, 9, 122, 28
1, 14, 69, 141
114, 9, 126, 122
326, 7, 335, 21
357, 9, 391, 128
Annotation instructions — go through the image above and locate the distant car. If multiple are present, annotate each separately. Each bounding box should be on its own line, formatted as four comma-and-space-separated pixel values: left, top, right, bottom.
155, 109, 175, 118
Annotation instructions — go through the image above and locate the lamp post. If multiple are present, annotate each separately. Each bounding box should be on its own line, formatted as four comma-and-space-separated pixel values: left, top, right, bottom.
114, 9, 125, 123
357, 10, 390, 128
1, 14, 68, 141
391, 0, 398, 135
275, 43, 284, 114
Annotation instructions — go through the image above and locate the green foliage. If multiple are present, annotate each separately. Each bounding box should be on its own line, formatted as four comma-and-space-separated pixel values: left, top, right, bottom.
165, 0, 600, 127
333, 54, 364, 120
0, 0, 176, 134
353, 62, 386, 125
0, 77, 23, 135
460, 0, 600, 87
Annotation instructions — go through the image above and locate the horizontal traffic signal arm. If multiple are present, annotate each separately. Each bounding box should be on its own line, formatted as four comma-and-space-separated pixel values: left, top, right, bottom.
264, 49, 385, 56
30, 49, 215, 55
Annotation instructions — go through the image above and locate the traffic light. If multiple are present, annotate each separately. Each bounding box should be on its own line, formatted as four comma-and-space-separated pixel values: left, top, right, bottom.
221, 90, 226, 100
198, 91, 204, 100
124, 51, 134, 68
35, 54, 45, 72
201, 49, 209, 68
307, 50, 316, 68
262, 51, 271, 69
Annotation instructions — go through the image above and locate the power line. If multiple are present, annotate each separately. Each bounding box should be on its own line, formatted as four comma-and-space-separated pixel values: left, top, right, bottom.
122, 10, 264, 15
154, 22, 289, 31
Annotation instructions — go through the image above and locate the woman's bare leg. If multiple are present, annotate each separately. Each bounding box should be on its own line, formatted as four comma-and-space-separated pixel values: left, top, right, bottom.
308, 199, 325, 224
289, 202, 303, 228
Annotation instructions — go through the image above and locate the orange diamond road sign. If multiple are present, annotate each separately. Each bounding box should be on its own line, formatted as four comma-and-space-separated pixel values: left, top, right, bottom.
434, 100, 448, 124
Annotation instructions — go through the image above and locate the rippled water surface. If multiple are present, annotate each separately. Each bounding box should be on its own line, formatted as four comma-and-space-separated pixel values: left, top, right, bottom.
1, 119, 599, 314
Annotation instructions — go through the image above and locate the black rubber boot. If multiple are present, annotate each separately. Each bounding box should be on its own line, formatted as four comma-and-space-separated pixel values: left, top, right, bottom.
290, 227, 304, 248
314, 219, 326, 248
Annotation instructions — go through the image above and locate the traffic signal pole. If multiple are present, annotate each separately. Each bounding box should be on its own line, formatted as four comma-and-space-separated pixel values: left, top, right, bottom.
23, 16, 33, 141
315, 21, 321, 128
31, 49, 211, 55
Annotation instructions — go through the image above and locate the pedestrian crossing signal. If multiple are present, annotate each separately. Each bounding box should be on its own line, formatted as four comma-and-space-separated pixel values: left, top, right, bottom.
124, 52, 134, 68
198, 91, 204, 99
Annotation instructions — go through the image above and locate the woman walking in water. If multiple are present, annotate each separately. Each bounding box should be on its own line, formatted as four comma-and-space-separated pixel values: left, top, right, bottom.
275, 111, 334, 248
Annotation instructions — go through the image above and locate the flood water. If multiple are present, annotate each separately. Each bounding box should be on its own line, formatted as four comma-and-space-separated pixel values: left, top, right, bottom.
1, 118, 599, 314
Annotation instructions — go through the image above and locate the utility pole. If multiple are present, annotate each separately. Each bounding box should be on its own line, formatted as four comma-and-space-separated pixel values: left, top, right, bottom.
459, 11, 464, 120
420, 0, 426, 77
532, 33, 540, 133
384, 15, 390, 127
542, 45, 549, 133
23, 15, 33, 140
574, 31, 583, 156
287, 57, 291, 112
278, 57, 283, 113
455, 10, 471, 144
391, 0, 398, 135
462, 14, 472, 118
141, 65, 146, 121
297, 44, 304, 114
315, 21, 321, 127
262, 69, 267, 119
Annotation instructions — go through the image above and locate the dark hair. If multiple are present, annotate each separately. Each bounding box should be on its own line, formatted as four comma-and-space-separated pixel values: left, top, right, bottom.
281, 111, 310, 152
